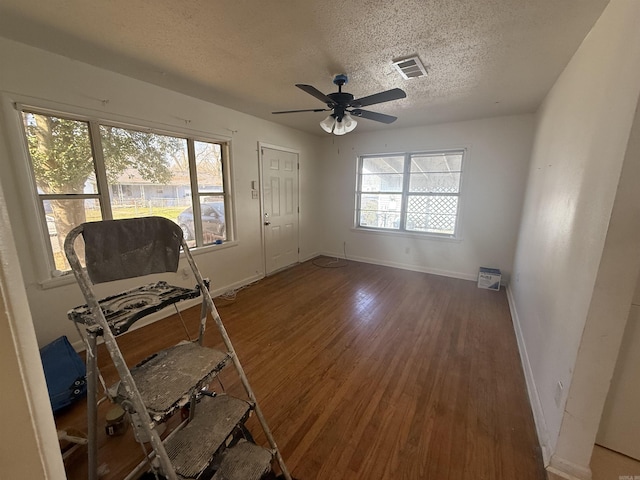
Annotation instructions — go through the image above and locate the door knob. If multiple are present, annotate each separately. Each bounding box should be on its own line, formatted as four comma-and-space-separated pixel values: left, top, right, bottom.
264, 221, 271, 225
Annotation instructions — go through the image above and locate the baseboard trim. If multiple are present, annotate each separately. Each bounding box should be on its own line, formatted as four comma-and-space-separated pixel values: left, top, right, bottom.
71, 272, 265, 352
320, 251, 478, 282
506, 285, 552, 465
547, 455, 593, 480
300, 251, 321, 263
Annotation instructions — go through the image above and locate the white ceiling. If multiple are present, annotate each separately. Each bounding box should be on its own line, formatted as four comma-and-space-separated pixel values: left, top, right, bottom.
0, 0, 609, 136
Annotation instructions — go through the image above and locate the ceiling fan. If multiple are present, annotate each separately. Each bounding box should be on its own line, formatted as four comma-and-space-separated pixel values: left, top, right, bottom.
272, 74, 406, 135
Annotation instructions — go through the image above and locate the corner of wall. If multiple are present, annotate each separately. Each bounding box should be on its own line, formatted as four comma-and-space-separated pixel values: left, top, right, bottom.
547, 455, 592, 480
0, 165, 66, 479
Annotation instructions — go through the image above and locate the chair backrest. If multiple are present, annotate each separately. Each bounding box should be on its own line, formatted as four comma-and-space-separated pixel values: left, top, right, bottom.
80, 216, 183, 284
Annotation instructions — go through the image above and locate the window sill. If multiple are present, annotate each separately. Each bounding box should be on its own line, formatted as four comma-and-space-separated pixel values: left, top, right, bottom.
39, 271, 78, 290
187, 239, 238, 257
38, 240, 239, 290
351, 227, 462, 243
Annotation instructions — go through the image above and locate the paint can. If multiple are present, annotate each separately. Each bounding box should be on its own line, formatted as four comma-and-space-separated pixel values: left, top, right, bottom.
105, 404, 128, 436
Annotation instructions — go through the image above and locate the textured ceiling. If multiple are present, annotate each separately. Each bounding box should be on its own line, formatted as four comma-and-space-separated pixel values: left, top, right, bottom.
0, 0, 609, 135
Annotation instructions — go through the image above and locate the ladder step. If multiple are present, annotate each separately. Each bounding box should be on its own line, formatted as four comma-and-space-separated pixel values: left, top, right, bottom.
67, 281, 201, 336
165, 395, 251, 479
123, 342, 230, 421
212, 439, 273, 480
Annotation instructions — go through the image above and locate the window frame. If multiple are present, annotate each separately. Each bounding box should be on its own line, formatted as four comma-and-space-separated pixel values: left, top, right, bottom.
16, 103, 233, 278
355, 149, 465, 238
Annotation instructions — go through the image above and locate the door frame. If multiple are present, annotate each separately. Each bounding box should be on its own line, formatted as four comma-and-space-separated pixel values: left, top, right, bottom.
258, 142, 300, 275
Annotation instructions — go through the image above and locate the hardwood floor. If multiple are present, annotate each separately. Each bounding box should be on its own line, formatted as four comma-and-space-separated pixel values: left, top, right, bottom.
55, 257, 546, 480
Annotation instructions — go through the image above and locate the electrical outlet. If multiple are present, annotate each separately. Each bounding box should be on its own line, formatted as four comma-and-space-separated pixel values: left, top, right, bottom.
405, 247, 410, 254
554, 380, 564, 408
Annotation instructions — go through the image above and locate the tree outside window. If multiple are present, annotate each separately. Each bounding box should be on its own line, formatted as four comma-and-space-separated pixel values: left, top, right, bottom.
21, 109, 229, 273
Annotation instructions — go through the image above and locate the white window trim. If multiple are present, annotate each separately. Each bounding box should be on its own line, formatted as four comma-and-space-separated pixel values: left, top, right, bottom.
6, 96, 235, 283
355, 148, 466, 240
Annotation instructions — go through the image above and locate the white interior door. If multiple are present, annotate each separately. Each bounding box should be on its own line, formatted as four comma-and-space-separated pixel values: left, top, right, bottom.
260, 145, 299, 275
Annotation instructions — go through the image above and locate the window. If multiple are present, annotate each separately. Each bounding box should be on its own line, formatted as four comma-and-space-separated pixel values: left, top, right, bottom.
356, 150, 464, 236
20, 107, 231, 274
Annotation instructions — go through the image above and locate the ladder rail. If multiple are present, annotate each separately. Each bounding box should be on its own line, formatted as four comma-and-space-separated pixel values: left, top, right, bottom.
85, 330, 98, 480
64, 218, 291, 480
64, 225, 179, 480
181, 239, 293, 480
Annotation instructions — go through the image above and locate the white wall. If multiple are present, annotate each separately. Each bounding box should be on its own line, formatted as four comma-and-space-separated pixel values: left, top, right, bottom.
0, 166, 66, 479
0, 37, 324, 347
508, 0, 640, 477
319, 115, 534, 282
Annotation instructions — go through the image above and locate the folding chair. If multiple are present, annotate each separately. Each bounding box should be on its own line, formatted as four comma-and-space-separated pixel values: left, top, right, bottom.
64, 216, 292, 480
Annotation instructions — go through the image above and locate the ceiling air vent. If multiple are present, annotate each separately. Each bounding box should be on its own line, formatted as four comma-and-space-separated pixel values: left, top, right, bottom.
392, 56, 427, 79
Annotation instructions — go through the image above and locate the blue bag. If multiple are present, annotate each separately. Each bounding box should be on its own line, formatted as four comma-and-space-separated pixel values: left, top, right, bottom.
39, 336, 87, 412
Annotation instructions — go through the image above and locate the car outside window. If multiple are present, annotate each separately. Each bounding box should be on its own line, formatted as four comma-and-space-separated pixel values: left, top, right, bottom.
177, 200, 226, 244
19, 107, 231, 274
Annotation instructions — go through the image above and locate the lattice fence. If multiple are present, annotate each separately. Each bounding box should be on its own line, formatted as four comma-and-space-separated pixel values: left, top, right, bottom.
407, 195, 458, 233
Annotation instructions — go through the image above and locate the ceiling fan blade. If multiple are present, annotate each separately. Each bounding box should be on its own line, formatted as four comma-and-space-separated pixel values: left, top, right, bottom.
296, 84, 335, 105
351, 88, 406, 108
351, 109, 398, 124
272, 108, 330, 114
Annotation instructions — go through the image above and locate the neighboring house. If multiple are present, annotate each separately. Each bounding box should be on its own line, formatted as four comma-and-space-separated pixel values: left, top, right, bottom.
111, 168, 219, 207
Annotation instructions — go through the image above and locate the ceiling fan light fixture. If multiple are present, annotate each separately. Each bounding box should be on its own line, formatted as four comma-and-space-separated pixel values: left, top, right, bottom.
320, 115, 336, 133
342, 113, 357, 133
333, 119, 347, 135
277, 75, 405, 134
320, 113, 357, 135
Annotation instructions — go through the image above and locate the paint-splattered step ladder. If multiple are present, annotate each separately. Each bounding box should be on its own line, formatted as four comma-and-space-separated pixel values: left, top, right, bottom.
65, 216, 292, 480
